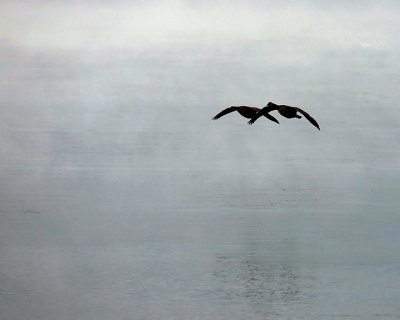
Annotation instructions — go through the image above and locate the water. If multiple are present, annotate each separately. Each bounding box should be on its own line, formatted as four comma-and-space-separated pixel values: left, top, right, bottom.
1, 2, 400, 319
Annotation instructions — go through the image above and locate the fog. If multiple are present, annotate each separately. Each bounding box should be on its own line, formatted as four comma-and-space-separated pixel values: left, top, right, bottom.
1, 1, 399, 319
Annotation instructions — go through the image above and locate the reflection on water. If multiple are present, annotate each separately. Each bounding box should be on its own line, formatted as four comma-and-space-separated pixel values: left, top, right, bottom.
215, 257, 302, 303
1, 164, 400, 319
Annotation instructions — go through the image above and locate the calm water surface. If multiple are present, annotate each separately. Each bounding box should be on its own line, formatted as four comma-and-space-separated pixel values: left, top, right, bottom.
1, 3, 400, 319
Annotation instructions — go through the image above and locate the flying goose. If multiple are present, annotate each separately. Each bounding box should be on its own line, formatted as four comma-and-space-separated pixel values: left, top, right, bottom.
248, 102, 320, 130
212, 106, 279, 124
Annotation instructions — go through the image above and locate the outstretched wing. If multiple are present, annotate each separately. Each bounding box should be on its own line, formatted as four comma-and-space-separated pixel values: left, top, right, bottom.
212, 107, 237, 120
247, 106, 276, 125
264, 113, 279, 124
295, 107, 320, 130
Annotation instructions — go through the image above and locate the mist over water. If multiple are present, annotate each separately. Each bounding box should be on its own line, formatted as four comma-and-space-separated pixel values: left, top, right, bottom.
1, 2, 400, 319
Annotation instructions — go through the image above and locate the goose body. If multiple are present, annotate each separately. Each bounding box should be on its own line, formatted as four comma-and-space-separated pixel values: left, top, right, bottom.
248, 102, 320, 130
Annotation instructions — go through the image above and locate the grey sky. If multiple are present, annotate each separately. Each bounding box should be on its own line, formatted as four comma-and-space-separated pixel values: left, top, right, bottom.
1, 1, 399, 52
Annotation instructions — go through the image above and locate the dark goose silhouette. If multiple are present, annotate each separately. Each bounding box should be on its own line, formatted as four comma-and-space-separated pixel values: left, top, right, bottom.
212, 106, 279, 124
248, 102, 320, 130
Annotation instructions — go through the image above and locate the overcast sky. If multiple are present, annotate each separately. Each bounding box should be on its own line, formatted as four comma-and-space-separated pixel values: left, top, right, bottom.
1, 1, 399, 52
1, 0, 399, 164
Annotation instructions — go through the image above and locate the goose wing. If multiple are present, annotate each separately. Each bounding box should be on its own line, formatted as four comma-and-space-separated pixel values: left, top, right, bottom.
212, 107, 237, 120
248, 106, 276, 125
264, 113, 279, 124
295, 107, 320, 130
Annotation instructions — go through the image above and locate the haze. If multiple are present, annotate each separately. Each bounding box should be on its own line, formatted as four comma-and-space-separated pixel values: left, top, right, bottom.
1, 1, 399, 319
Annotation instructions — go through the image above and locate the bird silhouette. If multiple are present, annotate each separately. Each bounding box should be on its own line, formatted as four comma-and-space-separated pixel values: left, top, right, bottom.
248, 102, 320, 130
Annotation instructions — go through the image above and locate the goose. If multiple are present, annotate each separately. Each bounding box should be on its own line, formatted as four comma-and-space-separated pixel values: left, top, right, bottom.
212, 106, 279, 124
248, 102, 320, 130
